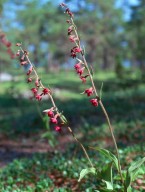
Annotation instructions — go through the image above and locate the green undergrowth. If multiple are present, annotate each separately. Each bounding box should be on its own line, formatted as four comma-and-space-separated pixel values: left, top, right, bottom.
0, 152, 95, 192
0, 144, 144, 192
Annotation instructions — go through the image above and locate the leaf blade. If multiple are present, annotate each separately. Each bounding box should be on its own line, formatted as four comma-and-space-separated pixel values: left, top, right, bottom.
78, 167, 96, 182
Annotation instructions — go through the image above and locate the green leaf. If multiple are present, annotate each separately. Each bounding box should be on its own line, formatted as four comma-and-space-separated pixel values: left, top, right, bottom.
103, 181, 113, 190
128, 157, 145, 173
97, 162, 113, 190
125, 171, 132, 190
78, 167, 96, 182
127, 186, 132, 192
89, 147, 119, 171
42, 115, 49, 129
125, 157, 145, 190
98, 188, 113, 192
131, 166, 145, 181
60, 114, 68, 124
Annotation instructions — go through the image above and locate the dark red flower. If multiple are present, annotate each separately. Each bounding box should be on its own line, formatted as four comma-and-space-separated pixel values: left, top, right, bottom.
73, 47, 82, 53
60, 3, 67, 7
80, 76, 86, 83
68, 26, 73, 35
65, 8, 73, 17
27, 67, 33, 75
16, 43, 21, 46
80, 74, 89, 83
16, 50, 20, 56
71, 52, 76, 58
35, 94, 42, 101
35, 80, 39, 87
77, 67, 85, 76
74, 62, 81, 70
27, 78, 32, 83
71, 47, 82, 58
20, 54, 25, 61
42, 88, 50, 95
69, 35, 75, 42
90, 99, 98, 107
50, 117, 58, 124
47, 110, 54, 117
66, 20, 71, 24
84, 87, 94, 96
21, 61, 28, 65
31, 88, 38, 94
54, 126, 61, 132
6, 41, 11, 47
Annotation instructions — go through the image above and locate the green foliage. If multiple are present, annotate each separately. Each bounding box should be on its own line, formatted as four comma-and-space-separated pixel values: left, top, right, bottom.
78, 167, 96, 182
89, 147, 119, 171
97, 162, 113, 190
0, 153, 96, 191
125, 157, 145, 191
41, 115, 57, 147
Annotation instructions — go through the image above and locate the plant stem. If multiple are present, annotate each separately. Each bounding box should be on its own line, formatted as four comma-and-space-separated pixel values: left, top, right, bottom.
82, 55, 124, 184
71, 19, 124, 184
99, 101, 124, 183
67, 127, 94, 168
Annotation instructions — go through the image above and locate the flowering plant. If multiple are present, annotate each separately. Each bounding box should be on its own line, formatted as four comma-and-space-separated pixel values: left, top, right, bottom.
4, 2, 144, 191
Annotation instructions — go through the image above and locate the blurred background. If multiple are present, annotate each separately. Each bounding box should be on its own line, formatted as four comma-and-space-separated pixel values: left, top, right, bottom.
0, 0, 145, 190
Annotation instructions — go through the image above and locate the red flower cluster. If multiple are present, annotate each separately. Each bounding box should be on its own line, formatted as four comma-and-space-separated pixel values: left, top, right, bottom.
90, 98, 98, 107
84, 87, 94, 96
60, 3, 73, 17
74, 62, 89, 83
60, 4, 99, 107
69, 35, 78, 42
44, 109, 62, 132
31, 87, 51, 101
70, 46, 82, 58
16, 44, 52, 103
0, 32, 15, 59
